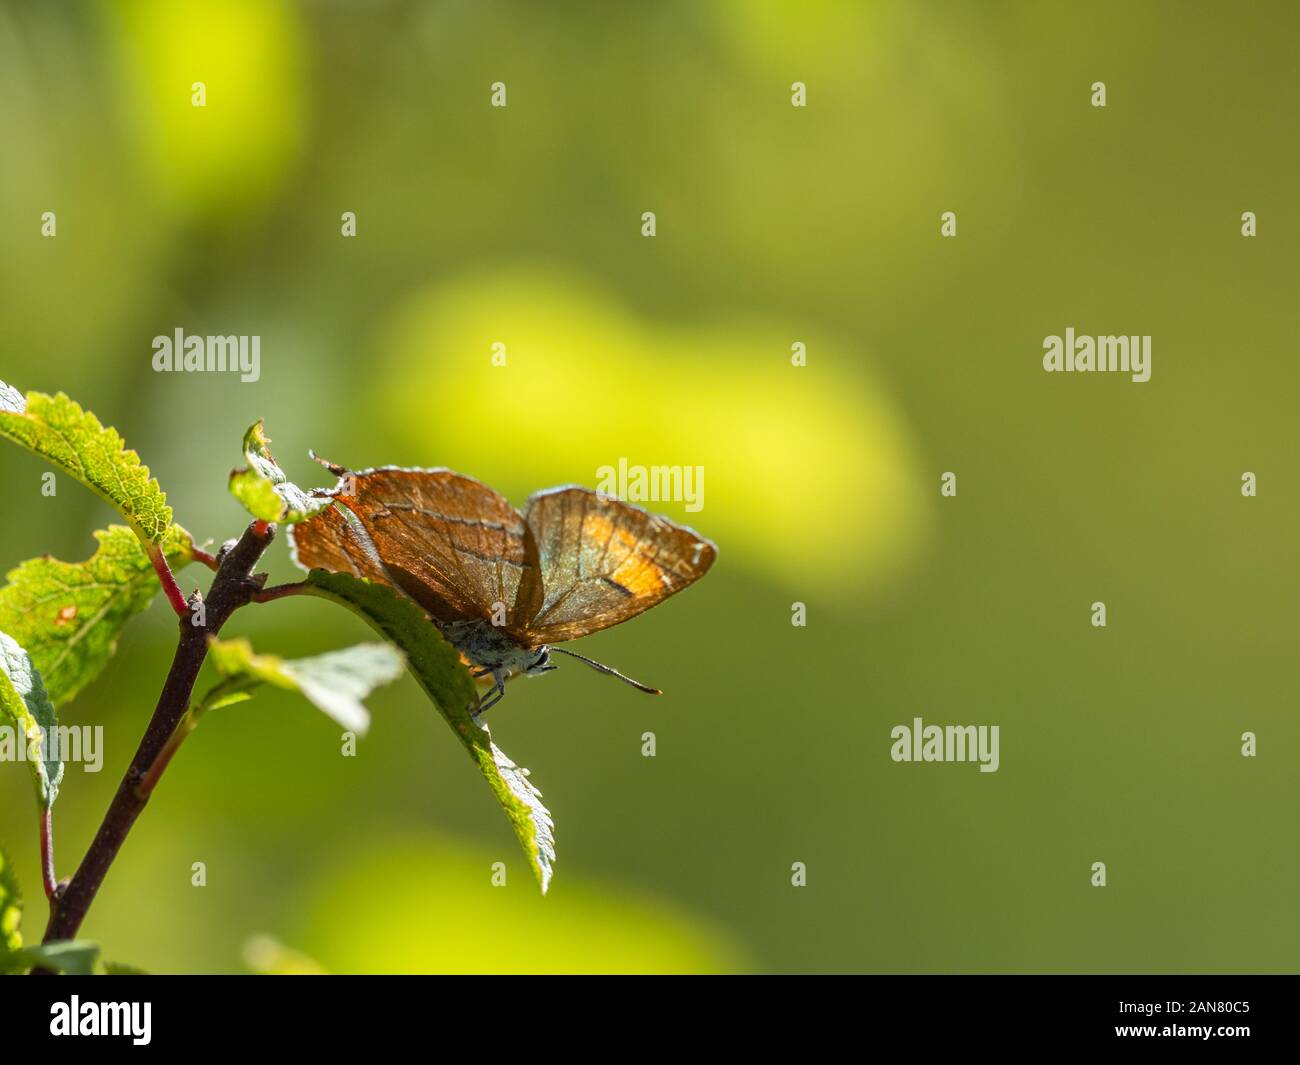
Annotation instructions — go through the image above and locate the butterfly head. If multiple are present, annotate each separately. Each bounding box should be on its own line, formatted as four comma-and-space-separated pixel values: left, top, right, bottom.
524, 646, 557, 676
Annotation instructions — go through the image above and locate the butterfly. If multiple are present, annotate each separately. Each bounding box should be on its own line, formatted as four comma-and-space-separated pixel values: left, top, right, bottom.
288, 463, 717, 715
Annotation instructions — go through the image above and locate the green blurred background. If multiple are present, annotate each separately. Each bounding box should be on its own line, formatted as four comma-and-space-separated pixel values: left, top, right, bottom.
2, 0, 1298, 973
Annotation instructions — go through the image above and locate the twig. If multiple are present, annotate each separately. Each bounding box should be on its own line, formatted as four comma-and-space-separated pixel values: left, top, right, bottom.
39, 521, 275, 947
146, 543, 189, 617
133, 709, 196, 800
135, 676, 248, 799
39, 808, 56, 900
252, 581, 312, 603
191, 545, 220, 571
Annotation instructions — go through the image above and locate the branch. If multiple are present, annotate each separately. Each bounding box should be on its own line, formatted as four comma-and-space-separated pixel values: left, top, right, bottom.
40, 520, 276, 947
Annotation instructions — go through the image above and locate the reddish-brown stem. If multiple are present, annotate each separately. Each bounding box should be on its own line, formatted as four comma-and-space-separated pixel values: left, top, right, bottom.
40, 521, 275, 948
252, 581, 312, 603
39, 808, 57, 900
191, 545, 220, 571
147, 543, 189, 617
135, 712, 196, 799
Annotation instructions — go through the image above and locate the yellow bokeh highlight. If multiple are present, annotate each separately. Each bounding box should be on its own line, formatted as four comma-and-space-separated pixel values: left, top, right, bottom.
370, 265, 928, 600
299, 835, 746, 975
102, 0, 305, 216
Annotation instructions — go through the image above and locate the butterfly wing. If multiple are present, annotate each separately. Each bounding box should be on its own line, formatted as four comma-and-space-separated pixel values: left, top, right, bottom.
289, 467, 543, 627
520, 487, 716, 644
287, 502, 389, 582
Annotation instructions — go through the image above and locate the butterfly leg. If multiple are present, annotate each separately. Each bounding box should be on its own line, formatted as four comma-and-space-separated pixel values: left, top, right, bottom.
472, 671, 507, 718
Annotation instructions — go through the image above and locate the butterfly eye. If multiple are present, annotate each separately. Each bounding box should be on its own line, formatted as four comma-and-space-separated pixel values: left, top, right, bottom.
526, 648, 559, 676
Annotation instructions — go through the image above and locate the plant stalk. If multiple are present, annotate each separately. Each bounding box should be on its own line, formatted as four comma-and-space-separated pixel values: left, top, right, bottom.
39, 521, 275, 947
147, 543, 189, 617
39, 808, 56, 900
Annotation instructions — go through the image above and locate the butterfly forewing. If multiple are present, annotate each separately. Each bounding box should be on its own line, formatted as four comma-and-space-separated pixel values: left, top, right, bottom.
519, 487, 716, 644
288, 502, 390, 582
291, 467, 542, 627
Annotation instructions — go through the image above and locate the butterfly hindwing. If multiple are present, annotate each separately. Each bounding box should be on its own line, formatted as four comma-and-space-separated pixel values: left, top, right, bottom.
519, 486, 716, 644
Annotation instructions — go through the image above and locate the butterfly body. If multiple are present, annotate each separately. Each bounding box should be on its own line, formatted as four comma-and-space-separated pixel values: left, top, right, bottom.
289, 465, 716, 714
441, 617, 546, 672
440, 617, 554, 712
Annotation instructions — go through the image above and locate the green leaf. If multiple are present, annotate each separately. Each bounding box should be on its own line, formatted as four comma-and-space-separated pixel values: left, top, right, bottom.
0, 525, 195, 707
0, 853, 107, 976
207, 637, 404, 735
203, 689, 254, 713
0, 383, 173, 544
100, 960, 149, 975
0, 846, 24, 974
0, 630, 63, 808
228, 420, 333, 524
19, 939, 100, 975
242, 934, 327, 975
301, 570, 557, 893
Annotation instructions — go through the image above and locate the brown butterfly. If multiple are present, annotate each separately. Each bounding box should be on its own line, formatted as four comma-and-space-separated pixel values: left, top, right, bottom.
289, 463, 717, 714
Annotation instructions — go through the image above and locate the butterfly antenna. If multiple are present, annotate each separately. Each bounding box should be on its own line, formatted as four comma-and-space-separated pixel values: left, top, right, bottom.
551, 647, 662, 695
307, 449, 348, 477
